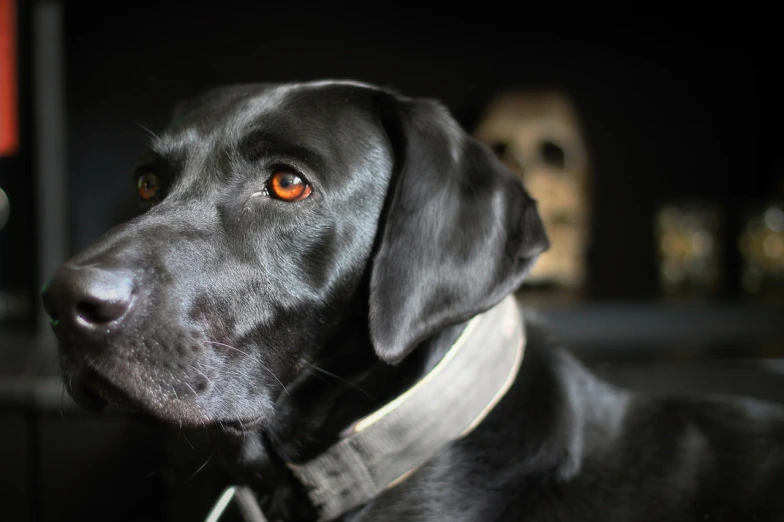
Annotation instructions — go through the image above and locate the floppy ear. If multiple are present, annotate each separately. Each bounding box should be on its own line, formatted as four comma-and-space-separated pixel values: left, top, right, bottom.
369, 94, 549, 364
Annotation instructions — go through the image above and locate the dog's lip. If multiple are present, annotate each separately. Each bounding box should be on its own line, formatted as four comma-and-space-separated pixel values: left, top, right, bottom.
217, 415, 266, 435
67, 376, 109, 413
68, 368, 141, 414
67, 367, 269, 430
224, 416, 265, 430
69, 369, 185, 423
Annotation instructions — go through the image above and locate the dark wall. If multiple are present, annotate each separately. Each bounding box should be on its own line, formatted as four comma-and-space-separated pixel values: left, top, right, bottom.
63, 5, 782, 299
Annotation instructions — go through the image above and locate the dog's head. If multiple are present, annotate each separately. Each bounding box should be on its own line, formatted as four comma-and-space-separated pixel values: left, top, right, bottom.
42, 81, 548, 430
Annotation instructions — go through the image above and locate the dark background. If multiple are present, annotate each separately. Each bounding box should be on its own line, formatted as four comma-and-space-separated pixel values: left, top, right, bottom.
2, 3, 783, 521
64, 6, 783, 300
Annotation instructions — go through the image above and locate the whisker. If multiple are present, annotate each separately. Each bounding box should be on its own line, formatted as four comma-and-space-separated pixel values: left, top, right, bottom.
185, 450, 215, 484
203, 340, 251, 357
239, 419, 248, 444
45, 353, 60, 379
131, 119, 159, 141
142, 464, 165, 480
189, 364, 216, 390
204, 341, 288, 395
260, 363, 289, 395
183, 381, 199, 398
306, 364, 376, 400
60, 381, 66, 419
165, 370, 182, 401
304, 368, 331, 385
169, 383, 180, 401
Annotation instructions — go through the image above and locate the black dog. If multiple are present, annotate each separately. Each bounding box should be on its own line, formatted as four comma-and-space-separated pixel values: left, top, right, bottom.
43, 81, 784, 521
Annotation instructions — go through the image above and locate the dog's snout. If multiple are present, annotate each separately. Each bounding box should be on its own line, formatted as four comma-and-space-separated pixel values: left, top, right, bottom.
42, 265, 136, 333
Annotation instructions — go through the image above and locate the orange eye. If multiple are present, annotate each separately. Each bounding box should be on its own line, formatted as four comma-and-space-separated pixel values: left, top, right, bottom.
137, 171, 159, 201
268, 170, 312, 202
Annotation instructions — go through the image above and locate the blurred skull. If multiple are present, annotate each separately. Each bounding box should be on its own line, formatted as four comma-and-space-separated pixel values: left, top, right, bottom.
474, 92, 591, 290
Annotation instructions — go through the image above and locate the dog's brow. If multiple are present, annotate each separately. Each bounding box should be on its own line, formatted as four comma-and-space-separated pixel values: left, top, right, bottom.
237, 128, 327, 172
148, 128, 206, 161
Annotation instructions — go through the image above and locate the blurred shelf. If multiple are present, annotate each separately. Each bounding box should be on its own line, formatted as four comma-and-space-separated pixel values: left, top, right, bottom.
528, 300, 784, 360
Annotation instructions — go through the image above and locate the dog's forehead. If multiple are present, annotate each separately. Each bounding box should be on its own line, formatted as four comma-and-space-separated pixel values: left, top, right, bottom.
152, 81, 381, 156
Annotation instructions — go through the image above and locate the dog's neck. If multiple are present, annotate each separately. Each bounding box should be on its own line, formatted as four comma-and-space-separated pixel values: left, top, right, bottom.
216, 302, 468, 520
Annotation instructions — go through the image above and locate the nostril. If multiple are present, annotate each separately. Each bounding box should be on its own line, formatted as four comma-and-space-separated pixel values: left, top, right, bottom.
74, 294, 133, 325
76, 301, 101, 323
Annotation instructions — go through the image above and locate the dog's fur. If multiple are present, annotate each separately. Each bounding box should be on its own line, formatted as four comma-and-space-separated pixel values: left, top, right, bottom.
44, 81, 784, 521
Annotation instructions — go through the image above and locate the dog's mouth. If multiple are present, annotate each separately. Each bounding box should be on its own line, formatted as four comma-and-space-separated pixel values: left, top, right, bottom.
219, 416, 266, 435
67, 367, 146, 415
71, 377, 109, 412
64, 364, 268, 432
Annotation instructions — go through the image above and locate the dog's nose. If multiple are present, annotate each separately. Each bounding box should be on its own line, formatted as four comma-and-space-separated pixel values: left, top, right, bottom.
42, 265, 136, 333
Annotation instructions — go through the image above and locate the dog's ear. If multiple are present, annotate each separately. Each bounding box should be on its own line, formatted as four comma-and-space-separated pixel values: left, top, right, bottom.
369, 94, 549, 364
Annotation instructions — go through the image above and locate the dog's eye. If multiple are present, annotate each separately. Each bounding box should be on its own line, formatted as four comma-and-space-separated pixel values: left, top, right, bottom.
137, 172, 159, 201
267, 170, 312, 202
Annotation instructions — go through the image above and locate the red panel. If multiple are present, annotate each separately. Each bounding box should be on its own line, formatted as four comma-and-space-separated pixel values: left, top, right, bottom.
0, 0, 19, 157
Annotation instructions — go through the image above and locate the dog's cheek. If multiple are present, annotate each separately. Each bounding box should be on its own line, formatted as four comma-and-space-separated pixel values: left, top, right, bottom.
186, 293, 237, 347
236, 301, 322, 371
297, 223, 342, 293
176, 280, 307, 401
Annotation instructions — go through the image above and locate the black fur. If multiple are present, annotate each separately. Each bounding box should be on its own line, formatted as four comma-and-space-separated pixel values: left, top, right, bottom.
43, 81, 784, 521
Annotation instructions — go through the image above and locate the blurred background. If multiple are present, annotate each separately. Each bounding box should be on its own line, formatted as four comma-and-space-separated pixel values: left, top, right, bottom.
1, 2, 783, 521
